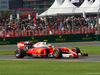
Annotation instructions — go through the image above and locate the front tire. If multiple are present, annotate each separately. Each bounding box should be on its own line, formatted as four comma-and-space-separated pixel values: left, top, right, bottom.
15, 49, 25, 58
53, 48, 62, 59
72, 47, 81, 54
72, 47, 81, 58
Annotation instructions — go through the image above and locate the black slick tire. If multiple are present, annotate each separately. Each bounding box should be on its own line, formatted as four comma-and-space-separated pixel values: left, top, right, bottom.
53, 48, 62, 59
72, 47, 81, 54
15, 49, 25, 58
72, 47, 81, 58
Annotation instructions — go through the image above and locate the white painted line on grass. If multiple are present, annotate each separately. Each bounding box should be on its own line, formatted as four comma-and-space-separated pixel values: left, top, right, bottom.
86, 73, 100, 75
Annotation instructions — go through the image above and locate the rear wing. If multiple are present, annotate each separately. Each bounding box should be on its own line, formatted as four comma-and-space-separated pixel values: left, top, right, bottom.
17, 41, 33, 49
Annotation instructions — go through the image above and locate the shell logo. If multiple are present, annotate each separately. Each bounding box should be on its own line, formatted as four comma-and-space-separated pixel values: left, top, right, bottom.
38, 49, 41, 54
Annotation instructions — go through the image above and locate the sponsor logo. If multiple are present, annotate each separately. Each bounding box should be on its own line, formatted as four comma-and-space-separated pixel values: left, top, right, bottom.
55, 35, 66, 41
17, 43, 24, 47
82, 34, 93, 40
3, 38, 6, 41
38, 49, 41, 54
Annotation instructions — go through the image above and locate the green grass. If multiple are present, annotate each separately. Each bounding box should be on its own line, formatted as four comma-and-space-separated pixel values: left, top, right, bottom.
0, 45, 100, 55
0, 50, 14, 55
69, 45, 100, 54
52, 41, 100, 44
0, 60, 100, 75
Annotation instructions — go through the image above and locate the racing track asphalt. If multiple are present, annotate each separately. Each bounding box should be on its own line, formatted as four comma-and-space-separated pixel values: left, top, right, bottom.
0, 42, 100, 61
0, 55, 100, 61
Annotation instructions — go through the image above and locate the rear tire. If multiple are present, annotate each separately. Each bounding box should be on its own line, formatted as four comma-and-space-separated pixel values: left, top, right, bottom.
53, 48, 62, 59
15, 49, 25, 58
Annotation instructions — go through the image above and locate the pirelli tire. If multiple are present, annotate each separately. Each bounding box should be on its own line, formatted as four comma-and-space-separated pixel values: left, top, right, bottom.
15, 49, 26, 58
72, 47, 88, 56
53, 48, 62, 59
72, 47, 81, 58
72, 47, 81, 54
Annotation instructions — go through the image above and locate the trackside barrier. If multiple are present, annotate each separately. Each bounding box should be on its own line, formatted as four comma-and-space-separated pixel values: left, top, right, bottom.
96, 34, 100, 41
0, 27, 97, 37
0, 33, 94, 45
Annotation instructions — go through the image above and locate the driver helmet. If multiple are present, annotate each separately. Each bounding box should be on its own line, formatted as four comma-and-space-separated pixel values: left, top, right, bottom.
43, 42, 48, 45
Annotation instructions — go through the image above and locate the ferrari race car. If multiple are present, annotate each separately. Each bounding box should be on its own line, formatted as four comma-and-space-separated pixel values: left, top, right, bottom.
15, 41, 88, 59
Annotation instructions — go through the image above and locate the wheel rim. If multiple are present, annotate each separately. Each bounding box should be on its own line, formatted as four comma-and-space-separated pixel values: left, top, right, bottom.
15, 50, 19, 57
53, 50, 58, 57
72, 49, 77, 53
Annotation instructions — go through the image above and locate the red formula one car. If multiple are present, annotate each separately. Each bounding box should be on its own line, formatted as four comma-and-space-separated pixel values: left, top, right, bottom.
15, 41, 88, 59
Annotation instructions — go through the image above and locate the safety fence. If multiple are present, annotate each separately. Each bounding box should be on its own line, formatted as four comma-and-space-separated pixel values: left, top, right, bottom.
0, 33, 95, 45
0, 27, 97, 37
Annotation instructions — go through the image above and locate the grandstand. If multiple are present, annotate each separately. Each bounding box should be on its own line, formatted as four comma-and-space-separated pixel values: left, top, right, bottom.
0, 0, 100, 38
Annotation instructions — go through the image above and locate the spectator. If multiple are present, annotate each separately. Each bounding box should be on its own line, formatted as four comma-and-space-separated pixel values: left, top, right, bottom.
0, 15, 97, 36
